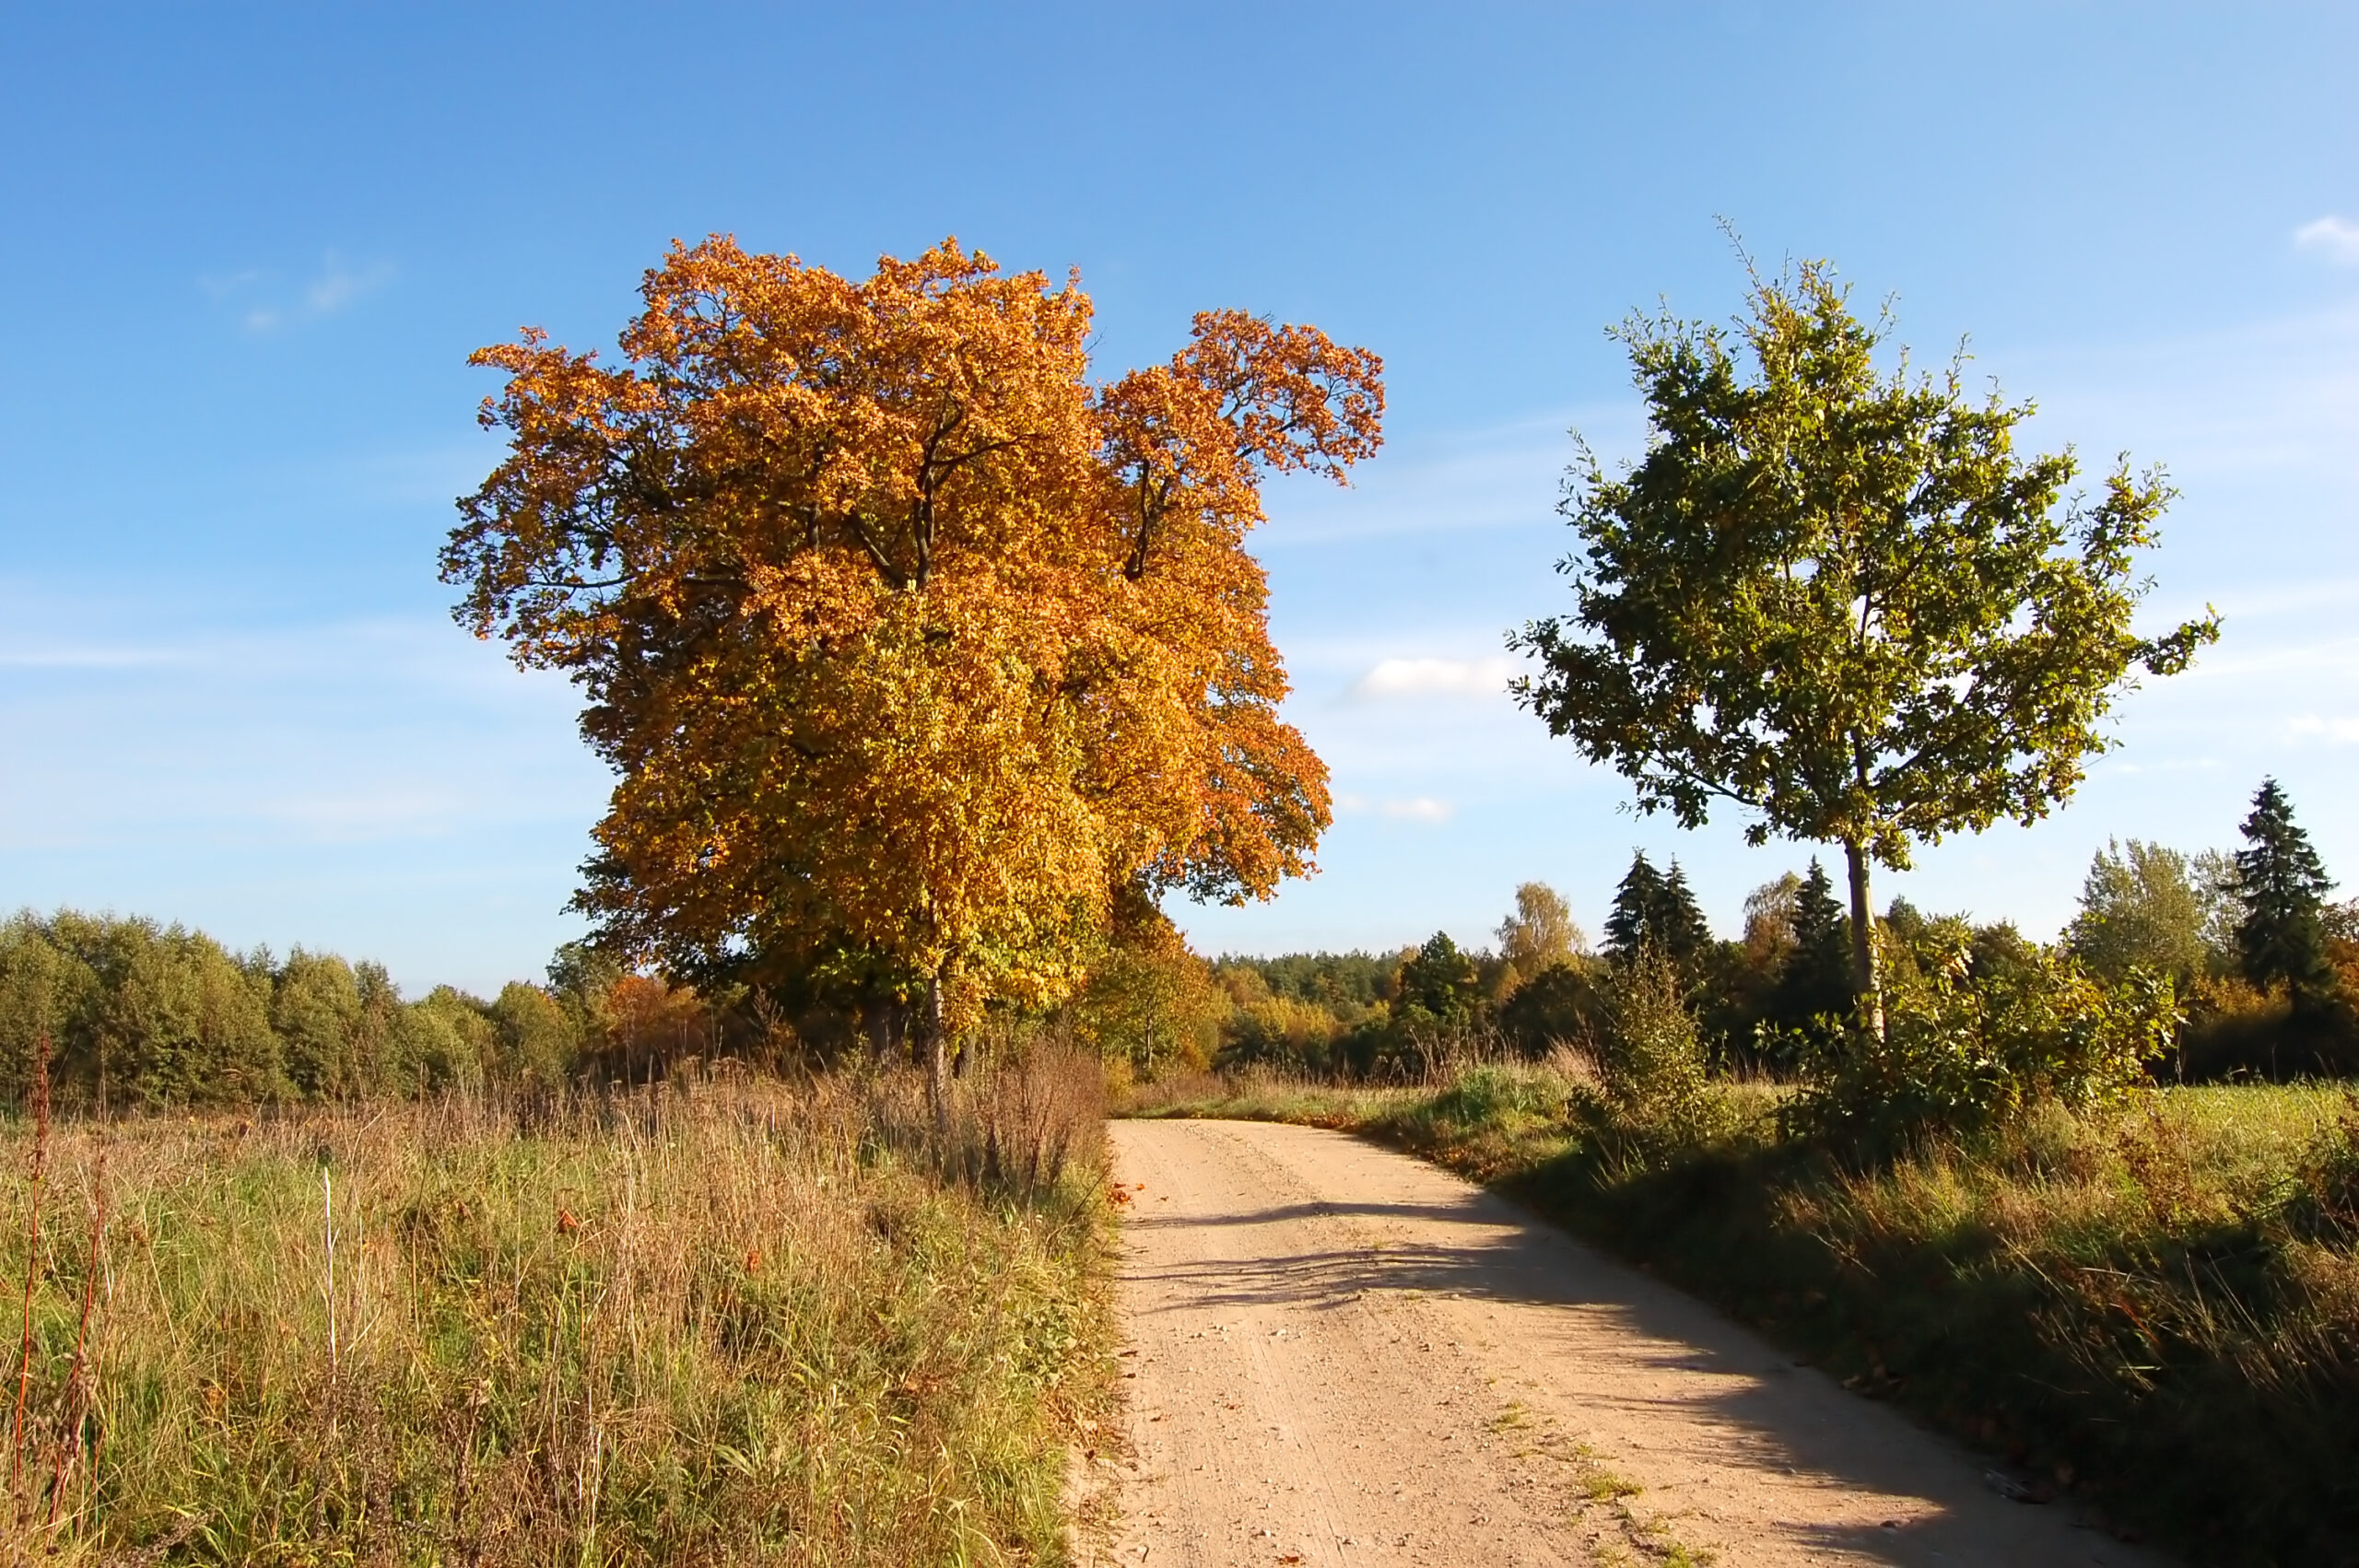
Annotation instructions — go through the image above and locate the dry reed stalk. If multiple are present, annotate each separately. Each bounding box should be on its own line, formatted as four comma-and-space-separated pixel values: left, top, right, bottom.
45, 1144, 107, 1529
8, 1035, 50, 1512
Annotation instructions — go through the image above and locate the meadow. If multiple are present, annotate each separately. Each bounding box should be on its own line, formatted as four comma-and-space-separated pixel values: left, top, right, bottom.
0, 1052, 1111, 1565
10, 895, 2359, 1564
1130, 1061, 2359, 1565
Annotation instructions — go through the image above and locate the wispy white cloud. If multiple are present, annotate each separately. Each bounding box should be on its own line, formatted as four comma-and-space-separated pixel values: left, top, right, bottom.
1971, 300, 2359, 492
210, 252, 397, 332
1351, 655, 1514, 701
1332, 792, 1457, 823
0, 615, 537, 692
196, 268, 264, 300
303, 254, 394, 314
2290, 713, 2359, 744
256, 788, 473, 842
0, 644, 184, 669
1258, 405, 1640, 546
0, 604, 590, 777
2176, 634, 2359, 683
2109, 757, 2222, 775
2294, 216, 2359, 266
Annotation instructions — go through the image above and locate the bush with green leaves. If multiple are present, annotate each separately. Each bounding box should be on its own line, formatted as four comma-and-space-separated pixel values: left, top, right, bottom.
1788, 947, 2178, 1153
1579, 953, 1731, 1156
1497, 959, 1609, 1058
1216, 994, 1347, 1074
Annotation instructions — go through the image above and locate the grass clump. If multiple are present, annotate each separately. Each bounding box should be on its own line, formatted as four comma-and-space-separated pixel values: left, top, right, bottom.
0, 1050, 1111, 1564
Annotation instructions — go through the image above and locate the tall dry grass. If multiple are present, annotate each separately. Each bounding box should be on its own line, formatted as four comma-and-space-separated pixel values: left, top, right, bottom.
0, 1047, 1110, 1564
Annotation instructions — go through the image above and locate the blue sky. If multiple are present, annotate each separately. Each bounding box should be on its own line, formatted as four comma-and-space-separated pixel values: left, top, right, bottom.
2, 3, 2353, 993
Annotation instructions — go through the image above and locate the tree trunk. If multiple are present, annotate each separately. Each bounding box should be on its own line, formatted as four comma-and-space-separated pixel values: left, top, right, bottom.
1842, 839, 1885, 1040
923, 972, 950, 1132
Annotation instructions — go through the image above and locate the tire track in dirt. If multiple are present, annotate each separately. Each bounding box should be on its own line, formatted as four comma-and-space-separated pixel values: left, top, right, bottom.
1085, 1118, 2170, 1568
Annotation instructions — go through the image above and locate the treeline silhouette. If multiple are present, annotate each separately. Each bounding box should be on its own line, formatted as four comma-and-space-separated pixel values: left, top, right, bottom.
0, 910, 726, 1112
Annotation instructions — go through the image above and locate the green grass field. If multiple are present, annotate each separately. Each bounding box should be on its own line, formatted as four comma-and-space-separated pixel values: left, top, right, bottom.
0, 1058, 1112, 1564
1131, 1066, 2359, 1564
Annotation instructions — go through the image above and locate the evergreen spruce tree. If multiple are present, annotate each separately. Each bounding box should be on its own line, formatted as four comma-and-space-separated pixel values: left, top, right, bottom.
1605, 852, 1664, 964
2232, 778, 2336, 1006
1773, 858, 1854, 1029
1652, 860, 1715, 969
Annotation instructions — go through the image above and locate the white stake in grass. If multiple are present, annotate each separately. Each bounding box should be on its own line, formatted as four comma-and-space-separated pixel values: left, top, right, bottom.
322, 1168, 336, 1376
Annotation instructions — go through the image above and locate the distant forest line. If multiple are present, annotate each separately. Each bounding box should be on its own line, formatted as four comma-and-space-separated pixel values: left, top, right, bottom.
5, 776, 2351, 1114
1204, 778, 2358, 1086
0, 910, 694, 1111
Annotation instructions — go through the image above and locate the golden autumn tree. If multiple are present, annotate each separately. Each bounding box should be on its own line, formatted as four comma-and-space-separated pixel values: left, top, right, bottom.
442, 238, 1381, 1104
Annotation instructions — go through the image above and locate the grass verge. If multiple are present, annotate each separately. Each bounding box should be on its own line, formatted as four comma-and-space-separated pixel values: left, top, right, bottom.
0, 1052, 1113, 1564
1128, 1066, 2359, 1565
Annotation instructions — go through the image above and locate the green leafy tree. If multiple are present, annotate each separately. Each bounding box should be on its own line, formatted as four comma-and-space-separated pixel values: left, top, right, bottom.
1067, 942, 1224, 1080
2193, 848, 2243, 973
490, 981, 581, 1087
0, 909, 587, 1108
1496, 881, 1583, 984
1394, 932, 1480, 1027
2067, 838, 2209, 986
1497, 960, 1609, 1057
1509, 253, 2218, 1035
1699, 872, 1804, 1059
0, 916, 96, 1104
272, 948, 366, 1098
1967, 921, 2040, 983
1739, 872, 1802, 969
1225, 952, 1392, 1017
546, 940, 626, 1040
1788, 948, 2178, 1152
349, 960, 413, 1094
90, 921, 283, 1109
1589, 952, 1723, 1154
403, 987, 496, 1092
2232, 778, 2337, 1007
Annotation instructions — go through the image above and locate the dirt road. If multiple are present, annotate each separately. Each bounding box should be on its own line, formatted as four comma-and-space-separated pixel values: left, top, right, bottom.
1090, 1118, 2168, 1568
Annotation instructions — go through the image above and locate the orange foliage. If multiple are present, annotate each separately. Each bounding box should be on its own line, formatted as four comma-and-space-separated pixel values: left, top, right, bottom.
600, 973, 710, 1071
444, 238, 1381, 1049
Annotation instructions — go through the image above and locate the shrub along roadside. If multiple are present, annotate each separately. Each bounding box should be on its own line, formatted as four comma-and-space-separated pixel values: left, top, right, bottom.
0, 1051, 1115, 1564
1128, 1068, 2359, 1565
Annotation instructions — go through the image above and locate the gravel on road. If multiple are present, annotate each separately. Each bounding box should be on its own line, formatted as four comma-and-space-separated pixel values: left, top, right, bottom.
1087, 1117, 2172, 1568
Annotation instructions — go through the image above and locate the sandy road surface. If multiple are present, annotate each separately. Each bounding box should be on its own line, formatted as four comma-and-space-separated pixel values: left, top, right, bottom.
1089, 1118, 2168, 1568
